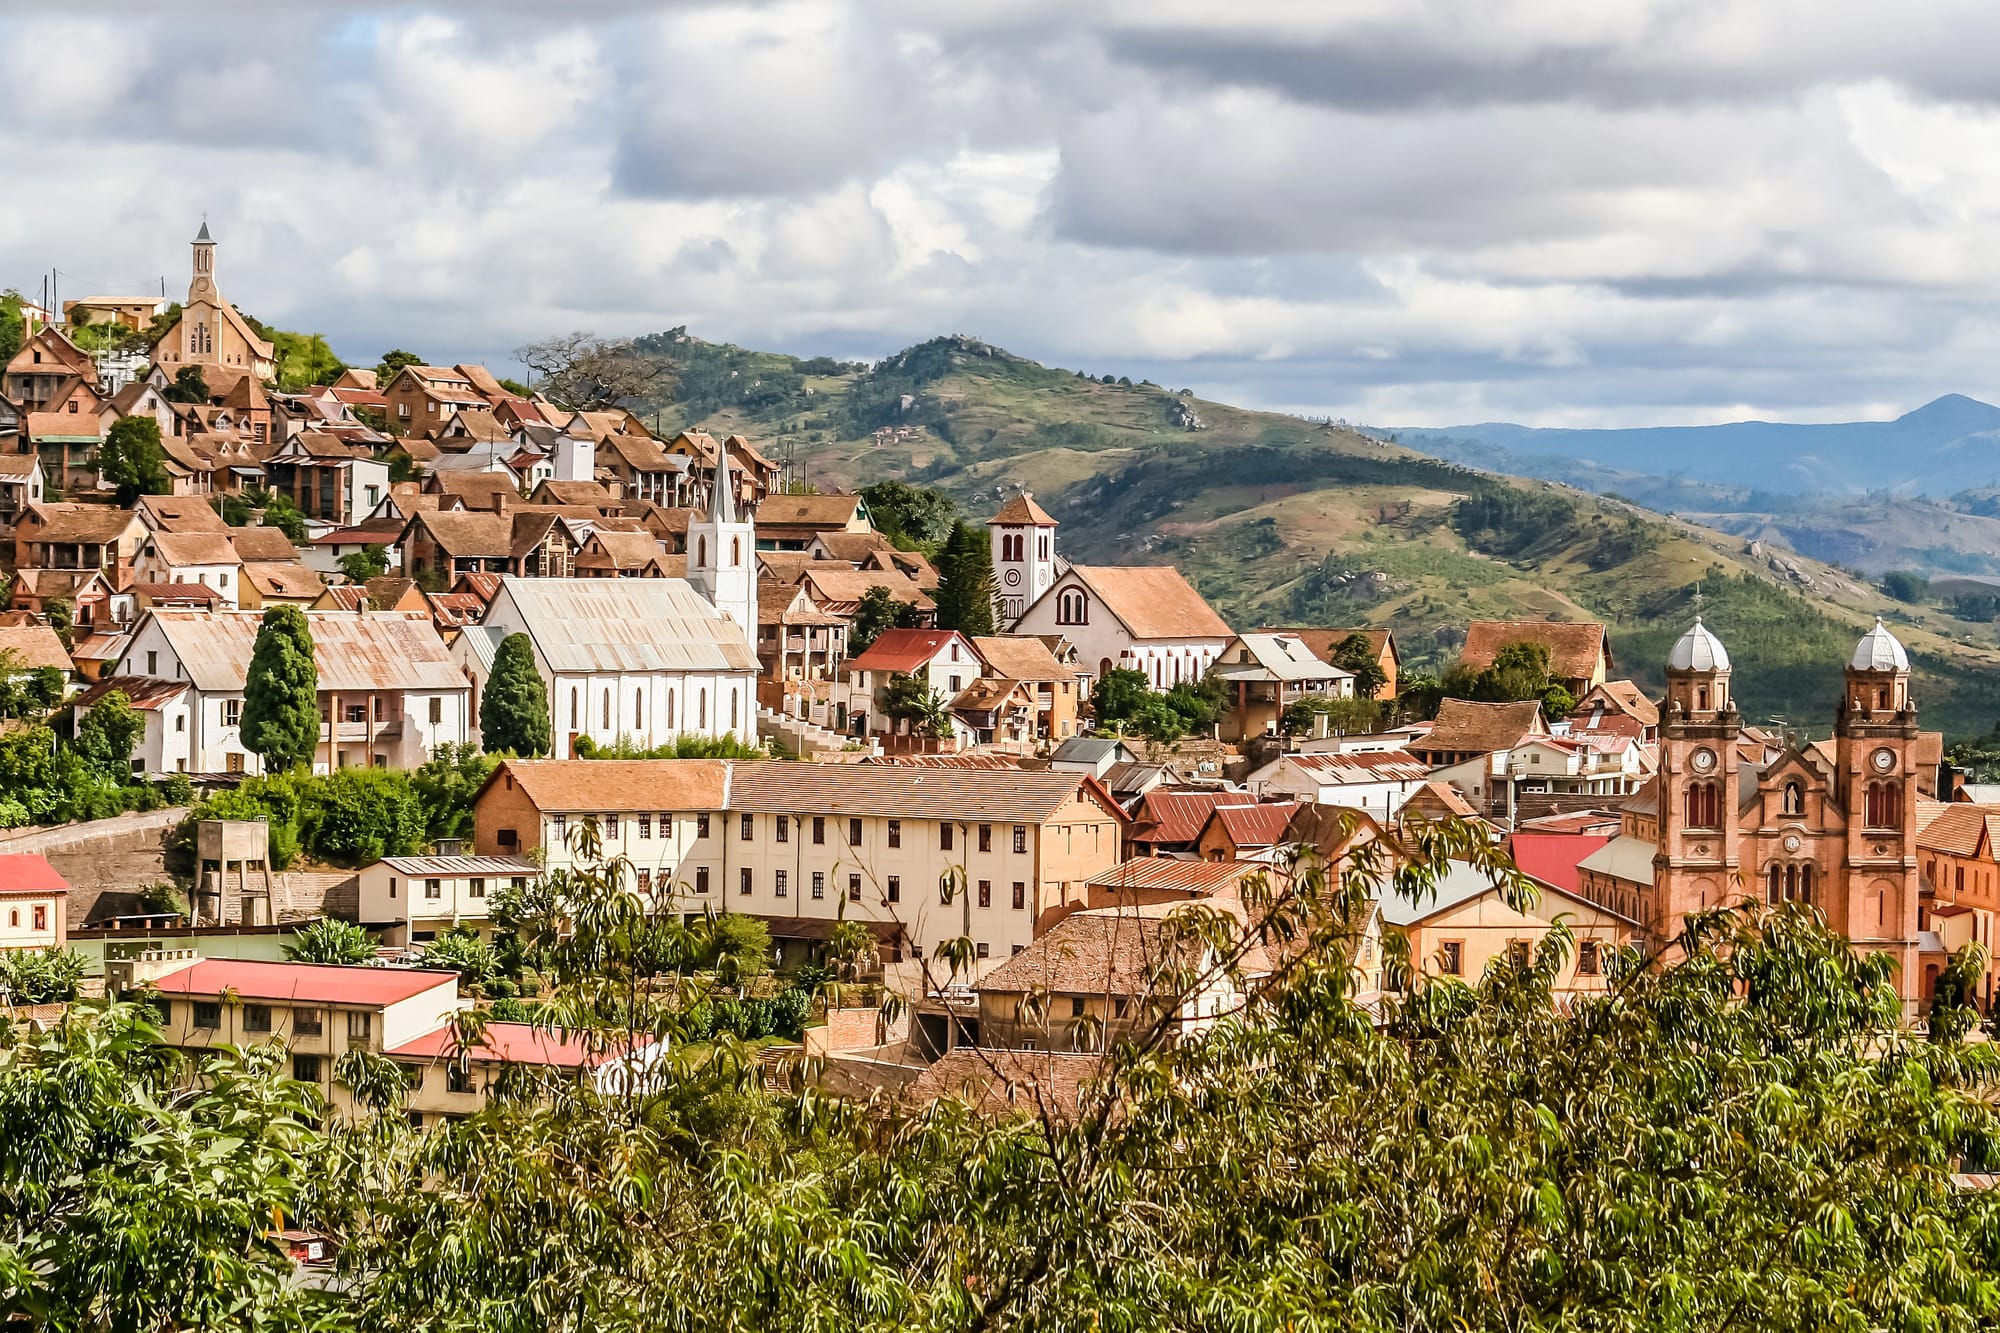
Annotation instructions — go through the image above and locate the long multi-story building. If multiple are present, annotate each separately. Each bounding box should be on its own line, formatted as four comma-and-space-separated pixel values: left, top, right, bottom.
470, 758, 1129, 975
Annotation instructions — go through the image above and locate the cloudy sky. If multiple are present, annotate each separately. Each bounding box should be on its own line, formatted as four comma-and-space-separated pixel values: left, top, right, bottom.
10, 0, 2000, 428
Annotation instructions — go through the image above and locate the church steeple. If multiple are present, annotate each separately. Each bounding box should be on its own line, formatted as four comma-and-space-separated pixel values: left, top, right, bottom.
688, 459, 756, 650
189, 220, 216, 304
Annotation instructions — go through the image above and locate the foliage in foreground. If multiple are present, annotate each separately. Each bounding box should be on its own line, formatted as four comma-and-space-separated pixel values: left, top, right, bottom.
7, 829, 2000, 1330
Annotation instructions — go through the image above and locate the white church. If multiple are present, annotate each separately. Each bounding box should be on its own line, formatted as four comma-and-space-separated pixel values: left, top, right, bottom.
461, 466, 764, 754
995, 490, 1234, 690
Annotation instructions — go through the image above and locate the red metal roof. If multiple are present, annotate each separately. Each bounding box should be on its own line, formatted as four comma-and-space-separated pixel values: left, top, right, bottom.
845, 628, 973, 675
386, 1020, 642, 1069
0, 854, 68, 894
150, 959, 460, 1006
1506, 832, 1613, 896
1207, 801, 1300, 849
1129, 790, 1257, 846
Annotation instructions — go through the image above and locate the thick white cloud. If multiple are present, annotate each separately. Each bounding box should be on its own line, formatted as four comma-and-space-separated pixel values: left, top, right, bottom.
7, 0, 2000, 427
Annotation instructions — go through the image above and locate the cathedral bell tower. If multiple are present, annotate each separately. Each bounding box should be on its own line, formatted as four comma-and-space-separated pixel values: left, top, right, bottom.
1831, 618, 1919, 993
189, 221, 216, 303
688, 460, 757, 652
988, 491, 1059, 628
1653, 617, 1742, 943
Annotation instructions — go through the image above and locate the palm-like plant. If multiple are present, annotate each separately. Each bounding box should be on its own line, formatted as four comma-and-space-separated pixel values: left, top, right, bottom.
283, 918, 377, 965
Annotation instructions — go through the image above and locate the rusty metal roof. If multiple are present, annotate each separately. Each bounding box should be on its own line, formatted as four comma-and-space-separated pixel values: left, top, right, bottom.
134, 610, 465, 694
486, 576, 759, 674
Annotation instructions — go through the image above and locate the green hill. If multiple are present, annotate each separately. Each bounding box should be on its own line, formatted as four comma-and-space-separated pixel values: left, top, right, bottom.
633, 332, 2000, 739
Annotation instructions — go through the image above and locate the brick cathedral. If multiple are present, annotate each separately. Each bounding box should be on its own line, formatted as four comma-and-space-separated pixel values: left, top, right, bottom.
1653, 616, 1934, 1006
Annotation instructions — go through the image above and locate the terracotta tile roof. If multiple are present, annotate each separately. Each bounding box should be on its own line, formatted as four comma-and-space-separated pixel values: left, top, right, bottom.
151, 958, 460, 1006
1574, 679, 1658, 727
147, 531, 242, 568
1918, 803, 2000, 860
810, 530, 894, 561
453, 363, 507, 398
0, 454, 39, 478
988, 492, 1058, 527
1403, 780, 1480, 820
135, 495, 228, 533
1128, 789, 1257, 846
223, 526, 298, 562
487, 758, 733, 815
531, 480, 616, 506
0, 623, 71, 670
757, 580, 845, 627
970, 635, 1068, 682
752, 493, 866, 530
865, 548, 940, 589
19, 502, 143, 545
799, 568, 935, 612
1084, 856, 1274, 899
242, 562, 325, 600
952, 677, 1032, 713
980, 908, 1200, 996
407, 510, 515, 557
577, 529, 666, 570
428, 473, 520, 510
901, 1049, 1106, 1119
131, 582, 228, 605
846, 628, 972, 675
1460, 620, 1609, 682
1203, 801, 1300, 849
729, 763, 1121, 825
1411, 698, 1546, 756
759, 553, 856, 585
1062, 566, 1232, 640
24, 412, 102, 439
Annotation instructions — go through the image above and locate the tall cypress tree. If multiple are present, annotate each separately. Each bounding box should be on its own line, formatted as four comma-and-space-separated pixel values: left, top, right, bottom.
480, 632, 551, 757
240, 606, 319, 773
934, 521, 997, 637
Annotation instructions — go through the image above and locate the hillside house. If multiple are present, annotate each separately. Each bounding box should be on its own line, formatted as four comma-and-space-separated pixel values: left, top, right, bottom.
1210, 632, 1353, 740
1460, 620, 1612, 699
0, 855, 69, 953
845, 629, 983, 736
1259, 626, 1400, 700
1011, 565, 1232, 690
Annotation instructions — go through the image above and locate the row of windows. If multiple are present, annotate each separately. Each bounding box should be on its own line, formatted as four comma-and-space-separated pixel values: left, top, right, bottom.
551, 812, 1034, 853
1437, 939, 1601, 977
997, 533, 1051, 563
567, 684, 738, 733
1683, 778, 1903, 831
653, 866, 1032, 910
188, 1000, 373, 1040
386, 875, 531, 901
5, 904, 49, 931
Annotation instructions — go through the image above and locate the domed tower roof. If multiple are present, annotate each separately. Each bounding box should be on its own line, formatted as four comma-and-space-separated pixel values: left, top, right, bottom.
1668, 617, 1730, 672
1850, 617, 1909, 672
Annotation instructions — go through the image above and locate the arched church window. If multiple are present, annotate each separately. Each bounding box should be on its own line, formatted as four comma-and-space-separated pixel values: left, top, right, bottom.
603, 689, 611, 729
731, 536, 741, 565
1783, 781, 1803, 816
698, 536, 707, 568
699, 689, 708, 729
1057, 590, 1087, 625
570, 687, 578, 730
1683, 780, 1719, 829
1696, 685, 1709, 711
1767, 863, 1783, 905
1864, 780, 1902, 829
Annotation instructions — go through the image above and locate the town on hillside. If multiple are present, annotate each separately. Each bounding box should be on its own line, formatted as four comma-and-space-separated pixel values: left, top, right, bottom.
0, 222, 1991, 1120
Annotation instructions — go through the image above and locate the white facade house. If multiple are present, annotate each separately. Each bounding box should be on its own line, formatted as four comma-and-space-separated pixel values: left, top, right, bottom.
356, 854, 541, 946
132, 531, 243, 609
478, 576, 762, 755
1248, 750, 1435, 821
1011, 564, 1233, 689
842, 628, 984, 736
97, 609, 470, 774
988, 492, 1060, 626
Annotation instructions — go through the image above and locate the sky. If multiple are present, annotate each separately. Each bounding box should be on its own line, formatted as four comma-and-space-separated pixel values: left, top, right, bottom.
10, 0, 2000, 429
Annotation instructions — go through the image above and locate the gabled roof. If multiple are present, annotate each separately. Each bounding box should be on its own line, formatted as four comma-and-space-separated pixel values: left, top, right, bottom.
1412, 698, 1547, 755
1374, 859, 1624, 928
488, 576, 759, 674
1212, 633, 1350, 684
1258, 626, 1397, 666
1508, 831, 1614, 895
0, 854, 69, 894
810, 530, 894, 562
799, 568, 935, 612
127, 610, 464, 693
1128, 788, 1257, 845
1053, 566, 1232, 641
1460, 620, 1610, 682
241, 562, 325, 600
0, 623, 71, 671
847, 628, 975, 675
1573, 679, 1659, 728
146, 531, 242, 568
1279, 751, 1434, 785
978, 903, 1252, 997
1202, 801, 1300, 849
72, 675, 191, 710
970, 635, 1069, 682
227, 526, 301, 562
1919, 803, 2000, 861
754, 494, 867, 530
1085, 856, 1271, 899
385, 1019, 637, 1070
729, 762, 1124, 824
988, 492, 1058, 527
405, 509, 515, 558
136, 494, 229, 534
483, 758, 734, 815
18, 503, 142, 545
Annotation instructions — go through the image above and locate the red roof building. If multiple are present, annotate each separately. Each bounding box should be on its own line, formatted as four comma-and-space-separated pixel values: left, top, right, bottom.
1507, 831, 1614, 896
0, 853, 69, 953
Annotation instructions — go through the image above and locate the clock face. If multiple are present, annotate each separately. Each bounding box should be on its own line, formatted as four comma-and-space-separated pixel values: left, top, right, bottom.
1003, 568, 1021, 587
1872, 746, 1897, 772
1691, 747, 1716, 773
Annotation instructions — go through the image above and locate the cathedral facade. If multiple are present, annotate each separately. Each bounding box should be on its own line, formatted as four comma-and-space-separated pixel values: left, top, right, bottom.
1651, 617, 1927, 1003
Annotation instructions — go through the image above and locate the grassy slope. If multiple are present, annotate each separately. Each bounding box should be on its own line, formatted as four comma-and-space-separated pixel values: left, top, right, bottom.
651, 336, 2000, 739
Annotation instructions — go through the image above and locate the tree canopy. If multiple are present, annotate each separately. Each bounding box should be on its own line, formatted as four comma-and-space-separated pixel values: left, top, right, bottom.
480, 633, 551, 758
847, 585, 922, 654
514, 331, 667, 410
931, 520, 996, 636
163, 365, 210, 404
858, 481, 958, 552
95, 415, 172, 505
240, 606, 319, 773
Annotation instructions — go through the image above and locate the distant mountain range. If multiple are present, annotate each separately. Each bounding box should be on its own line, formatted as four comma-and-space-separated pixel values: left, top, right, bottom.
1386, 394, 2000, 499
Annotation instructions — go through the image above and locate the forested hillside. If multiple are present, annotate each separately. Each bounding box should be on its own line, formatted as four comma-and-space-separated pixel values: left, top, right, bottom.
632, 332, 2000, 738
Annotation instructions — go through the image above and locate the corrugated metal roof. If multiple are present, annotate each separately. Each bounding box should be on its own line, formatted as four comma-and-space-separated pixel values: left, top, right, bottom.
729, 762, 1118, 824
379, 856, 540, 876
488, 576, 759, 674
138, 610, 465, 693
1085, 856, 1271, 898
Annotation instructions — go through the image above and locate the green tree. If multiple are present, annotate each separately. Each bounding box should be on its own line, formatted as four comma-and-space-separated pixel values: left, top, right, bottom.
481, 633, 551, 757
302, 768, 427, 865
164, 365, 210, 404
931, 520, 997, 636
0, 290, 26, 364
74, 689, 143, 778
376, 348, 425, 382
411, 742, 498, 842
337, 544, 390, 584
240, 606, 319, 773
421, 926, 501, 989
858, 480, 958, 551
259, 490, 308, 542
0, 946, 89, 1003
1329, 631, 1390, 699
42, 598, 73, 651
1090, 667, 1154, 726
847, 585, 921, 654
1881, 569, 1930, 603
95, 416, 172, 505
283, 917, 378, 965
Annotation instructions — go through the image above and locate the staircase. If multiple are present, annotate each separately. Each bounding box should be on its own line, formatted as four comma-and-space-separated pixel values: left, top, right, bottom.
758, 705, 874, 759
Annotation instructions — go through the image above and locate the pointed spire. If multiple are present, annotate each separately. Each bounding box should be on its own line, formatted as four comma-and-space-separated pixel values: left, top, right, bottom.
195, 219, 212, 243
709, 458, 736, 524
